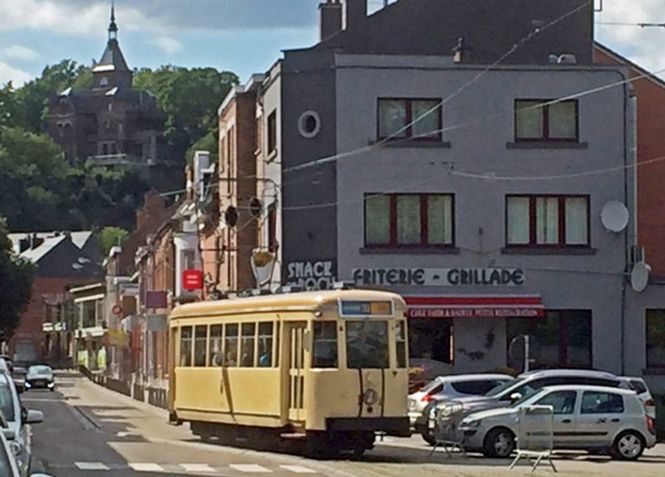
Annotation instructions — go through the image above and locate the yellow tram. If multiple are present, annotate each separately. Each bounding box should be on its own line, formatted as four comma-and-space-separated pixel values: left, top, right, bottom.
168, 288, 410, 454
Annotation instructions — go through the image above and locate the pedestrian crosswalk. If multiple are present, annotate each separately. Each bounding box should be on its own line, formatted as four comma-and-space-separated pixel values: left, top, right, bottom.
72, 461, 320, 474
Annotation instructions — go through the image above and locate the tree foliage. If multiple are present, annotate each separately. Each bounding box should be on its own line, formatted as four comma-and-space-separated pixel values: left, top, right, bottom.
99, 226, 129, 256
134, 66, 238, 156
0, 217, 34, 337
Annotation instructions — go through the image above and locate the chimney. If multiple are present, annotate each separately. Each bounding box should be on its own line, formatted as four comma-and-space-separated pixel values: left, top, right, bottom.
319, 0, 343, 41
342, 0, 367, 31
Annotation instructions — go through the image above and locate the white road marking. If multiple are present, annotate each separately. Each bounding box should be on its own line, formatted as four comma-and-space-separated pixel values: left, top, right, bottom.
182, 463, 216, 472
230, 464, 273, 473
75, 462, 110, 470
279, 465, 317, 474
130, 463, 165, 471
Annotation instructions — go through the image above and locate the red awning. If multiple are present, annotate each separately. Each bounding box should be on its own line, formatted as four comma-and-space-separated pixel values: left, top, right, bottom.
405, 295, 544, 319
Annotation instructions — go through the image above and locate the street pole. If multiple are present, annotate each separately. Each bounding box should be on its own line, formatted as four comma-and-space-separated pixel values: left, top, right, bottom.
524, 335, 530, 373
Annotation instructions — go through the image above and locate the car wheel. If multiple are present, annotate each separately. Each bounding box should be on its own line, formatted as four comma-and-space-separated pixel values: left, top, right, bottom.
483, 427, 515, 458
612, 431, 645, 460
420, 427, 437, 446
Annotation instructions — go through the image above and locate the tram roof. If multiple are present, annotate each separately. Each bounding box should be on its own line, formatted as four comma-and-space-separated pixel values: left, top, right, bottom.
170, 289, 406, 319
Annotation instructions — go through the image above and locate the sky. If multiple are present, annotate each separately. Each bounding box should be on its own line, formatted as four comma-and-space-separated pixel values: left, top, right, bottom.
0, 0, 663, 86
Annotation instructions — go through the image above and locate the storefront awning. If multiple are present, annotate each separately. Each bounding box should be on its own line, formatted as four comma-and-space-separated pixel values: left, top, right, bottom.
405, 295, 544, 318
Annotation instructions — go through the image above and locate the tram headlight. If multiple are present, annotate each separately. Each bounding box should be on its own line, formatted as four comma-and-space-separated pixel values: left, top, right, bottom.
363, 389, 379, 406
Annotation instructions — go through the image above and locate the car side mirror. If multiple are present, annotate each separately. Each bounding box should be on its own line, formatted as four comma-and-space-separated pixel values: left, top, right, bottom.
26, 409, 44, 425
510, 392, 522, 403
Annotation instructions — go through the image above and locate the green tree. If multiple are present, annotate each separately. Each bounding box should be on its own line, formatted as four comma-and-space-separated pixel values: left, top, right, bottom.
134, 66, 238, 155
0, 127, 73, 230
0, 217, 34, 338
99, 226, 129, 256
0, 82, 19, 128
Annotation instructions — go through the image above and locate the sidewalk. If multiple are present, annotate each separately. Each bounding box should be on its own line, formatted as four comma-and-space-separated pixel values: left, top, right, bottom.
58, 372, 188, 443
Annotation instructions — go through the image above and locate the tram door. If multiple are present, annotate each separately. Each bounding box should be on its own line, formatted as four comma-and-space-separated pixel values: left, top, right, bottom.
286, 322, 307, 422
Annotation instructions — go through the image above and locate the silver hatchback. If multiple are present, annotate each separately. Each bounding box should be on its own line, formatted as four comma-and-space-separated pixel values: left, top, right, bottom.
459, 385, 657, 460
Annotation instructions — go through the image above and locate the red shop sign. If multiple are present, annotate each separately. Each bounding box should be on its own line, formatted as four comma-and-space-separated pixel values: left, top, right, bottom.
182, 269, 204, 291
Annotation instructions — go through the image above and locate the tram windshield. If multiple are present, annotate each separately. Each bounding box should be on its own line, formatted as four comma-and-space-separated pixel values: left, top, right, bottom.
345, 321, 390, 369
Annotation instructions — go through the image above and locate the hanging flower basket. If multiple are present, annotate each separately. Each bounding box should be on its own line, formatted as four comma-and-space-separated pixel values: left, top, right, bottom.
251, 250, 276, 286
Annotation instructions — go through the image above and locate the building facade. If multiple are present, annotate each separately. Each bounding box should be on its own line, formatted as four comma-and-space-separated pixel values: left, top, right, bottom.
225, 0, 641, 376
46, 7, 166, 166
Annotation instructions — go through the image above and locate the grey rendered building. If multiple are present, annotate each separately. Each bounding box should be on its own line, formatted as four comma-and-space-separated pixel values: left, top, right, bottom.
254, 0, 639, 376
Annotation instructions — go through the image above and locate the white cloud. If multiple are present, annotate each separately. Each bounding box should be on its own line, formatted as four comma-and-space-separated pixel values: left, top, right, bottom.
149, 37, 184, 55
4, 45, 39, 61
0, 61, 33, 86
0, 0, 159, 36
597, 0, 665, 76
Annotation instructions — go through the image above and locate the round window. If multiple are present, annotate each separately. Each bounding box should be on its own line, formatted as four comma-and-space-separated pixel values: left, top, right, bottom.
298, 111, 321, 138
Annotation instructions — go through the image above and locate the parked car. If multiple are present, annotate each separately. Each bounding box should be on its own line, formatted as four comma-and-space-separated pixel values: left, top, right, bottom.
11, 368, 27, 394
619, 376, 656, 419
459, 385, 657, 460
0, 360, 44, 476
0, 430, 53, 477
408, 373, 514, 443
24, 365, 54, 392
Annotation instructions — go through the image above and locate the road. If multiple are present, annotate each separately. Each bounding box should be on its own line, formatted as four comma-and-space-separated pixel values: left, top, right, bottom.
21, 372, 665, 477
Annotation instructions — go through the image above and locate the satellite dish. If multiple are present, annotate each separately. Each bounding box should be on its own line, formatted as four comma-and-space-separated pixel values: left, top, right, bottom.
601, 201, 629, 233
631, 261, 650, 293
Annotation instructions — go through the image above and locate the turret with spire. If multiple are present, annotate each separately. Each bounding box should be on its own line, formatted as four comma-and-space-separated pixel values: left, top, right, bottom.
92, 1, 132, 90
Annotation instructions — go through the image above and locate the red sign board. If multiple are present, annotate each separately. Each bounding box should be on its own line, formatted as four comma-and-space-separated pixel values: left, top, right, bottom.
183, 269, 204, 291
146, 291, 168, 309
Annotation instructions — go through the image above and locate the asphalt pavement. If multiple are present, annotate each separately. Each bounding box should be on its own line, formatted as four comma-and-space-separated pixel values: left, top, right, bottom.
22, 372, 665, 477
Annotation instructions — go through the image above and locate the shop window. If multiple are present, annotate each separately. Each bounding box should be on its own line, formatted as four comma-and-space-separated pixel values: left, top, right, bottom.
646, 310, 665, 368
180, 326, 193, 367
209, 325, 223, 367
258, 322, 274, 367
409, 318, 453, 365
364, 194, 454, 248
506, 195, 589, 247
240, 323, 256, 367
224, 324, 239, 367
312, 321, 338, 368
507, 310, 592, 369
378, 98, 442, 140
194, 326, 207, 367
515, 99, 578, 141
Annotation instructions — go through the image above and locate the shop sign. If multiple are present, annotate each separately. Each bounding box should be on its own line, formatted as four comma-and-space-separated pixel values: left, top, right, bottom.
408, 308, 542, 318
286, 260, 336, 290
352, 267, 525, 287
146, 290, 168, 309
182, 269, 204, 291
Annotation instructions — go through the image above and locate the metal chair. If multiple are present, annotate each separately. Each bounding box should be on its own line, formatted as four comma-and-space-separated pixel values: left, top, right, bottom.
509, 405, 557, 473
429, 401, 467, 458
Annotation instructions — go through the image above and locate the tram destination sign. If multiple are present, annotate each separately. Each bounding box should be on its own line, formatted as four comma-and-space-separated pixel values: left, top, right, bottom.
352, 267, 525, 287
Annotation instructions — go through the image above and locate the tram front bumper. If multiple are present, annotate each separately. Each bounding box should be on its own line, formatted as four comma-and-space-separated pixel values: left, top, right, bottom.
326, 417, 411, 437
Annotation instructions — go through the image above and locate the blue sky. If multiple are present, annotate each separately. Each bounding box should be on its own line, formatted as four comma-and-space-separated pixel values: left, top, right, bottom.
0, 0, 663, 86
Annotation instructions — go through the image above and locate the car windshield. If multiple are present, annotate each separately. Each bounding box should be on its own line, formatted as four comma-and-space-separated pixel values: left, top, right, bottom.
0, 377, 15, 422
28, 365, 51, 375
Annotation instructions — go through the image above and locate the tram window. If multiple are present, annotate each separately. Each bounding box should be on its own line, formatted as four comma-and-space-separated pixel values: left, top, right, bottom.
225, 324, 239, 367
194, 326, 208, 367
240, 323, 256, 367
313, 321, 338, 368
258, 322, 274, 367
209, 325, 223, 367
346, 321, 389, 369
396, 321, 408, 368
180, 326, 193, 367
274, 322, 280, 367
